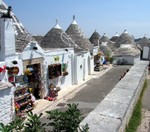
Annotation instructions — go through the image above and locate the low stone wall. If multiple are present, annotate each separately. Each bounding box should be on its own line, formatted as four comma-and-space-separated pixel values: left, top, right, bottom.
0, 83, 14, 124
80, 61, 149, 132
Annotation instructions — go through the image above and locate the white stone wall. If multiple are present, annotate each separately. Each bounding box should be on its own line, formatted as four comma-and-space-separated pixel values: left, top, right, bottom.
75, 52, 91, 84
0, 83, 14, 124
76, 55, 84, 84
45, 52, 73, 89
115, 55, 140, 65
142, 46, 149, 59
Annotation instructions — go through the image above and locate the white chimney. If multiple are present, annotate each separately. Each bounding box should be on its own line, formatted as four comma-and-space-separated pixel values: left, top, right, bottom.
0, 17, 16, 61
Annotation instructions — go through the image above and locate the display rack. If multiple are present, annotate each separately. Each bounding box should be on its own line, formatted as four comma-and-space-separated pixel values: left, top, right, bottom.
14, 85, 33, 118
48, 64, 61, 79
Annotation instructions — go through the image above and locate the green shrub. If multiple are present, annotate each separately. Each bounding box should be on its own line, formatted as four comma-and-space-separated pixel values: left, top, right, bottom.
0, 117, 24, 132
46, 103, 89, 132
24, 112, 46, 132
0, 104, 88, 132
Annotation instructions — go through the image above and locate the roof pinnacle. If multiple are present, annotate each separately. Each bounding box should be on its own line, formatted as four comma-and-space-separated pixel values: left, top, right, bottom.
72, 15, 77, 25
124, 29, 128, 34
54, 18, 62, 29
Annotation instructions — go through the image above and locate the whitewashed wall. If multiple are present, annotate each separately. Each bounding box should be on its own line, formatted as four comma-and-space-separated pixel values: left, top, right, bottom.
93, 46, 99, 56
75, 52, 91, 84
0, 18, 15, 61
76, 55, 84, 84
142, 46, 149, 59
84, 52, 90, 79
115, 55, 140, 65
89, 56, 94, 74
0, 83, 14, 124
22, 42, 75, 96
22, 42, 44, 60
0, 17, 23, 83
44, 52, 73, 94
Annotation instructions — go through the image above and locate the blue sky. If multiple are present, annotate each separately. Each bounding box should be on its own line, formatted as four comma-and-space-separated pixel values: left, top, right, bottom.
4, 0, 150, 38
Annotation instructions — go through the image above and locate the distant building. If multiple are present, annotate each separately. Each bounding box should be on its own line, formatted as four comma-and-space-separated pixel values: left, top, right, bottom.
110, 32, 119, 43
89, 30, 101, 47
114, 44, 140, 65
136, 35, 150, 60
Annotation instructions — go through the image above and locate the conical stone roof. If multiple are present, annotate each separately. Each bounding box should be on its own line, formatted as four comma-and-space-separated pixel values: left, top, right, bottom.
100, 33, 110, 43
110, 32, 119, 43
115, 30, 134, 48
66, 15, 92, 51
0, 1, 34, 52
32, 35, 43, 45
136, 35, 150, 48
40, 19, 81, 51
114, 44, 140, 57
89, 30, 101, 46
99, 33, 116, 52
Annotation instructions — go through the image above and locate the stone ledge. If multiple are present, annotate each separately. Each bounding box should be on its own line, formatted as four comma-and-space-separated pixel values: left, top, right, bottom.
80, 112, 121, 132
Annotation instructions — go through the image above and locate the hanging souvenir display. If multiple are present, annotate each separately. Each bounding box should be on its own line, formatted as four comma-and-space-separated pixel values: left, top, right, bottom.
0, 65, 7, 73
8, 76, 14, 82
14, 86, 34, 118
54, 56, 60, 62
48, 64, 61, 79
61, 63, 68, 76
3, 65, 6, 72
0, 67, 3, 73
23, 74, 29, 83
8, 67, 19, 76
24, 68, 33, 75
15, 75, 24, 85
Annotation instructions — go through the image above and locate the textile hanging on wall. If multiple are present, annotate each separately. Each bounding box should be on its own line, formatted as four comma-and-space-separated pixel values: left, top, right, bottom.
48, 64, 61, 79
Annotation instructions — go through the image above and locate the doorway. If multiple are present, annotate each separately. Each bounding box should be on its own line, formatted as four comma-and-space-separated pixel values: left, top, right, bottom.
26, 63, 41, 99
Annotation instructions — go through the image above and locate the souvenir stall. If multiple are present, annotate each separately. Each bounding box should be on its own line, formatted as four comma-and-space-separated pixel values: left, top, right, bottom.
44, 62, 68, 101
24, 63, 41, 99
21, 42, 45, 99
14, 84, 34, 118
44, 49, 74, 99
0, 15, 36, 120
6, 60, 34, 118
0, 59, 35, 118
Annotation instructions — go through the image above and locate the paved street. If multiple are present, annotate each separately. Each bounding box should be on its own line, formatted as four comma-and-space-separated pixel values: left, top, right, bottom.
65, 65, 131, 118
39, 65, 131, 130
